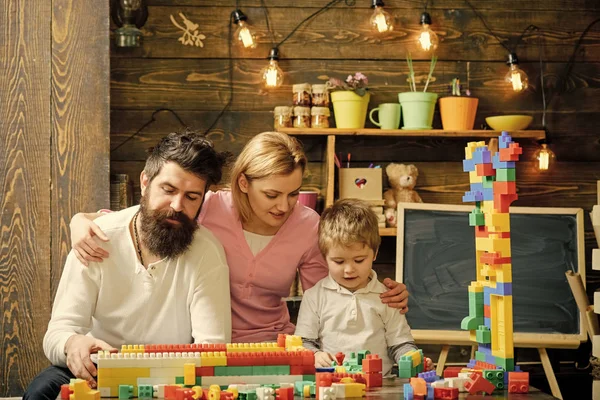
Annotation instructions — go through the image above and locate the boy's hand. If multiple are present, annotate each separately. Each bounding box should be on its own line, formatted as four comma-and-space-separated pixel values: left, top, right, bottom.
314, 351, 336, 368
424, 357, 434, 371
380, 278, 409, 313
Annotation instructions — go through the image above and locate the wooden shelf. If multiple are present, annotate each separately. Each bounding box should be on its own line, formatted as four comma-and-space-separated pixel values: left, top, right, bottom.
279, 128, 546, 140
379, 228, 397, 236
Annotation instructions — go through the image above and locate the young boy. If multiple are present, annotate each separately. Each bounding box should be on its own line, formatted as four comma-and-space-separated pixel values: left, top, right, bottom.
294, 198, 433, 376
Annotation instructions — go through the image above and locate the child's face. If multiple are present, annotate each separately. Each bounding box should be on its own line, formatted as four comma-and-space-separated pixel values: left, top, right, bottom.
326, 242, 376, 292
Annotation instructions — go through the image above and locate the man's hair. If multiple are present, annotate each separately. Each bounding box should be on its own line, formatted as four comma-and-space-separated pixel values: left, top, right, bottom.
144, 129, 230, 187
318, 198, 381, 256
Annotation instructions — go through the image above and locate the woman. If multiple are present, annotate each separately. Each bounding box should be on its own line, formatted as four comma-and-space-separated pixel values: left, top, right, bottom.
70, 131, 409, 342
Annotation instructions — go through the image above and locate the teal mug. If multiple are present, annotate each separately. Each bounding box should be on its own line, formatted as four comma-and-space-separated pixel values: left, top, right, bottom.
369, 103, 401, 130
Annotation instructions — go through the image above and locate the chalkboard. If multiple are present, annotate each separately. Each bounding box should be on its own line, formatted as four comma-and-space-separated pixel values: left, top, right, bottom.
396, 203, 586, 348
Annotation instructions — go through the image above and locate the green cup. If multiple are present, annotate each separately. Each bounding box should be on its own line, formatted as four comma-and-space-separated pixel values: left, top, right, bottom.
369, 103, 401, 130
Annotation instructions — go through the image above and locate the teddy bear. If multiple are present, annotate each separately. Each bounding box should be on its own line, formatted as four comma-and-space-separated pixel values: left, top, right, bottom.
383, 163, 423, 227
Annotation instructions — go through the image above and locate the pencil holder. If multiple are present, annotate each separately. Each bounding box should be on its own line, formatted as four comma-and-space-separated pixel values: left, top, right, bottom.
338, 168, 383, 201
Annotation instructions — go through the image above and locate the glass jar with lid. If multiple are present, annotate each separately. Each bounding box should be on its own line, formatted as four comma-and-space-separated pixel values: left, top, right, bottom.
293, 83, 312, 107
293, 106, 311, 128
311, 84, 330, 107
311, 107, 330, 128
273, 106, 292, 130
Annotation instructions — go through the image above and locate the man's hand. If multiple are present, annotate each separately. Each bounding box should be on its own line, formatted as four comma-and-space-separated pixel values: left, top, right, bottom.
380, 278, 409, 313
314, 351, 336, 368
65, 334, 116, 388
70, 212, 109, 266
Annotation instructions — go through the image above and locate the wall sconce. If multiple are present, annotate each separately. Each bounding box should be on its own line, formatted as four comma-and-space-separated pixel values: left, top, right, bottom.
111, 0, 148, 47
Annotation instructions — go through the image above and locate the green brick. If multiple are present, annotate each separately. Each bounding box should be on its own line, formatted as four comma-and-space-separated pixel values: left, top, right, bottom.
118, 385, 133, 399
484, 370, 505, 389
253, 366, 266, 375
476, 326, 492, 344
137, 385, 153, 399
469, 211, 485, 226
475, 351, 487, 362
482, 175, 495, 188
496, 168, 516, 182
175, 376, 184, 384
239, 391, 257, 400
494, 357, 515, 372
273, 365, 290, 375
398, 367, 413, 378
195, 376, 202, 386
302, 375, 316, 382
357, 350, 370, 365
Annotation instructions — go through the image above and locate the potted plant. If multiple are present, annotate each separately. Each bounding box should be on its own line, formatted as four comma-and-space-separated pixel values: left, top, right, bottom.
398, 53, 438, 130
439, 78, 479, 130
327, 72, 370, 129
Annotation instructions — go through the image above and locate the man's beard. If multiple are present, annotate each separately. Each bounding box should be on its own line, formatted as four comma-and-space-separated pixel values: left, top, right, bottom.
138, 195, 199, 259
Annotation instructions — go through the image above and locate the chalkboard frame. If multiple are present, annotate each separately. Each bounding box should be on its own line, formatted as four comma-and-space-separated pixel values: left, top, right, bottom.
396, 202, 586, 349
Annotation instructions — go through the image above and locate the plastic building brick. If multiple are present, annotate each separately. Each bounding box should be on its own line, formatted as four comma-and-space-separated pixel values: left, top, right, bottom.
417, 370, 437, 383
442, 367, 462, 378
335, 352, 345, 366
275, 386, 294, 400
508, 371, 529, 393
60, 383, 72, 399
433, 387, 459, 399
464, 372, 495, 395
137, 384, 153, 399
118, 384, 133, 399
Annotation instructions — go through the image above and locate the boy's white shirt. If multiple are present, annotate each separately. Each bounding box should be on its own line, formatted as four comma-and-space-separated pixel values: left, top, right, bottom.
294, 270, 414, 376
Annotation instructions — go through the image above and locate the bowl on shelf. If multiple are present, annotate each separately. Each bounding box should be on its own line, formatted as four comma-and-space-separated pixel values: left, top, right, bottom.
485, 115, 533, 131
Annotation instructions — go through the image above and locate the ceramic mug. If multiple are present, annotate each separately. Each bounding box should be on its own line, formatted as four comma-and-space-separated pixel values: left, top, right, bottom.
369, 103, 401, 130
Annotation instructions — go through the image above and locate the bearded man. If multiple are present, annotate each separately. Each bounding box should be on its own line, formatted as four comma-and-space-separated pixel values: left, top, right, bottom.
24, 131, 232, 400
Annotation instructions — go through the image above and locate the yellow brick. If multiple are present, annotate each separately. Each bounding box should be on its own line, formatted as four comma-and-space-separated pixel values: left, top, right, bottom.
490, 295, 514, 359
344, 383, 366, 397
184, 363, 196, 386
486, 212, 511, 232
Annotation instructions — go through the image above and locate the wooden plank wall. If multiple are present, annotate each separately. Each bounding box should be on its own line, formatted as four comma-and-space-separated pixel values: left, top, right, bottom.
0, 1, 52, 396
0, 0, 110, 397
110, 0, 600, 293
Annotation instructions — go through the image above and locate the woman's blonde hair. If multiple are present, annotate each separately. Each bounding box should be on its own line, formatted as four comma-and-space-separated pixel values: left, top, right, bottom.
231, 131, 307, 222
318, 198, 381, 256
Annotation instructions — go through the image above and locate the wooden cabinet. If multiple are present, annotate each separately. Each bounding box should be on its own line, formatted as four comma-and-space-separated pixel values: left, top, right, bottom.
279, 128, 546, 236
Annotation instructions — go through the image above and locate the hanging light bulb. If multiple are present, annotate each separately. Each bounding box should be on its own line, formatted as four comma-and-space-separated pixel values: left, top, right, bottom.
534, 143, 555, 171
417, 12, 438, 52
370, 0, 393, 34
261, 48, 284, 89
232, 10, 258, 49
505, 53, 529, 93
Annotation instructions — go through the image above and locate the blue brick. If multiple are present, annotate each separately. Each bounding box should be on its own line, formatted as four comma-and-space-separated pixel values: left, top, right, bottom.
484, 317, 491, 329
418, 370, 438, 383
463, 158, 475, 172
490, 282, 513, 296
483, 187, 495, 200
404, 384, 413, 400
472, 147, 492, 164
463, 191, 483, 202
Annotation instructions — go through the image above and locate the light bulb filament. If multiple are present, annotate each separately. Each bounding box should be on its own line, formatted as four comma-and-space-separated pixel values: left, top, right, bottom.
511, 70, 523, 92
374, 12, 389, 33
538, 150, 550, 170
265, 67, 278, 87
419, 30, 432, 51
238, 26, 254, 48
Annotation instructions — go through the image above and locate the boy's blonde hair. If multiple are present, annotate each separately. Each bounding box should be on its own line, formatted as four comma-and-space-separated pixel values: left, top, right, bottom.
318, 198, 381, 256
231, 131, 307, 223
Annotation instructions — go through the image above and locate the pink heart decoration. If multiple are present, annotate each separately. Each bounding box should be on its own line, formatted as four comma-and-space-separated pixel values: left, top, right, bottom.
355, 178, 367, 189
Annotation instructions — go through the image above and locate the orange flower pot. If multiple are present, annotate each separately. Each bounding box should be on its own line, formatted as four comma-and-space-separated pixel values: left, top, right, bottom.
439, 97, 479, 130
